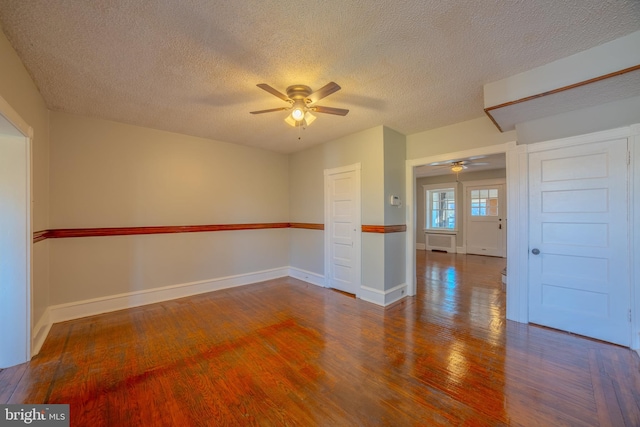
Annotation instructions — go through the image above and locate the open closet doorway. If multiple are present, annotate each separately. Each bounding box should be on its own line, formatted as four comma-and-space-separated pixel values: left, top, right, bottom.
0, 96, 33, 368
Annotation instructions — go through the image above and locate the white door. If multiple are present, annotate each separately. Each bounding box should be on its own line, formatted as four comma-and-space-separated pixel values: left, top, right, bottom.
0, 133, 31, 367
325, 166, 360, 294
465, 183, 506, 257
528, 138, 630, 346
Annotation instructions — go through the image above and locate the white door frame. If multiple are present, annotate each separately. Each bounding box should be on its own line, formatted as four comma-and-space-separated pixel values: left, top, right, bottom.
324, 163, 362, 298
0, 95, 33, 367
406, 141, 528, 323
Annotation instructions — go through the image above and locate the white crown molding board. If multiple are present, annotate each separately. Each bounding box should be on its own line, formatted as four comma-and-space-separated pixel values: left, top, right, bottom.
49, 267, 289, 324
288, 267, 325, 288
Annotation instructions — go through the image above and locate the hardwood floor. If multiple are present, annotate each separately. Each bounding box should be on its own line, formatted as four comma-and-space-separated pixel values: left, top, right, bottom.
1, 251, 639, 426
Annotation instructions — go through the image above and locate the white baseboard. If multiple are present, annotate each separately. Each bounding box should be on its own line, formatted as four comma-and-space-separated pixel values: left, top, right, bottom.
456, 246, 467, 254
49, 267, 289, 324
31, 308, 52, 357
358, 286, 385, 305
33, 267, 401, 357
416, 243, 426, 250
384, 283, 408, 305
358, 283, 408, 307
288, 267, 325, 287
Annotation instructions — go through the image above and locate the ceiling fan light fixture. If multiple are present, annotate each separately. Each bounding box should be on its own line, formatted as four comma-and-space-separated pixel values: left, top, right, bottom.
291, 107, 305, 121
253, 82, 349, 130
451, 165, 464, 172
284, 114, 298, 127
303, 111, 316, 126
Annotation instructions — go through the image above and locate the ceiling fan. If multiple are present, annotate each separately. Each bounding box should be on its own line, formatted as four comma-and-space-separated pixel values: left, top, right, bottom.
427, 156, 490, 172
250, 82, 349, 127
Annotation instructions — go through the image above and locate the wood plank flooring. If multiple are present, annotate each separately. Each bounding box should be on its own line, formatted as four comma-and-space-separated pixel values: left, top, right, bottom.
1, 251, 639, 426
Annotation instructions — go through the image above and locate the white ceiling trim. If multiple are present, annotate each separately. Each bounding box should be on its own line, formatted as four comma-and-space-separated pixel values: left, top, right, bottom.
485, 64, 640, 132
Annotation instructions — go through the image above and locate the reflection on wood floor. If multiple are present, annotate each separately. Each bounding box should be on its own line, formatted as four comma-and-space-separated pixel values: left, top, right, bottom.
1, 250, 639, 426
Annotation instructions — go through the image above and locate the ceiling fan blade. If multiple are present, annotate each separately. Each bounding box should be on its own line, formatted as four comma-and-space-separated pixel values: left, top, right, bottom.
308, 82, 341, 104
427, 160, 458, 166
468, 162, 490, 166
312, 105, 349, 116
249, 107, 289, 114
256, 84, 290, 102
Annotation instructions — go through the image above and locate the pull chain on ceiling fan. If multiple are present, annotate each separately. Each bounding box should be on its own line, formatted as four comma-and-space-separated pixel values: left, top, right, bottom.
250, 82, 349, 128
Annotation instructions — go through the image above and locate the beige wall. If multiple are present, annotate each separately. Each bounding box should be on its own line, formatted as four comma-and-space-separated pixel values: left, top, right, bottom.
49, 229, 289, 304
289, 125, 407, 292
289, 228, 324, 276
407, 116, 516, 160
289, 126, 385, 224
50, 112, 289, 227
49, 112, 290, 304
382, 127, 407, 290
289, 126, 385, 286
0, 26, 50, 326
383, 126, 407, 225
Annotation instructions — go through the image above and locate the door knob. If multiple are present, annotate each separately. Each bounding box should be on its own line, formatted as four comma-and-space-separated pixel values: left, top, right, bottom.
531, 248, 540, 255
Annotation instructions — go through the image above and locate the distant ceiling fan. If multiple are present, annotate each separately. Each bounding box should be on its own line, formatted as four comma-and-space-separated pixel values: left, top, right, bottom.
427, 157, 490, 173
250, 82, 349, 127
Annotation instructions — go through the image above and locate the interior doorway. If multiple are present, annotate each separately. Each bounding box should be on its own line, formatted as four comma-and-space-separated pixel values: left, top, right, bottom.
0, 97, 32, 368
413, 156, 508, 314
405, 142, 520, 319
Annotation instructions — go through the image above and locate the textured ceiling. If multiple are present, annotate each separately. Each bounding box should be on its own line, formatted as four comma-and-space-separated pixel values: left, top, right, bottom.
0, 1, 639, 153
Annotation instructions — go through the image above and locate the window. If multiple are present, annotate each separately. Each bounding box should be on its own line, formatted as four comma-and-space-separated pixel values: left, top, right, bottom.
424, 184, 457, 230
470, 188, 499, 216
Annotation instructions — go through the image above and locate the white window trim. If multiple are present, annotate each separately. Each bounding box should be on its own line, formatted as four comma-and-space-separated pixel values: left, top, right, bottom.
461, 178, 507, 218
423, 182, 458, 232
463, 178, 507, 219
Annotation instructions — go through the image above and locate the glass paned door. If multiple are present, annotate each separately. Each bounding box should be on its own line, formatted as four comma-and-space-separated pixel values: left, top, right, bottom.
465, 183, 505, 257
